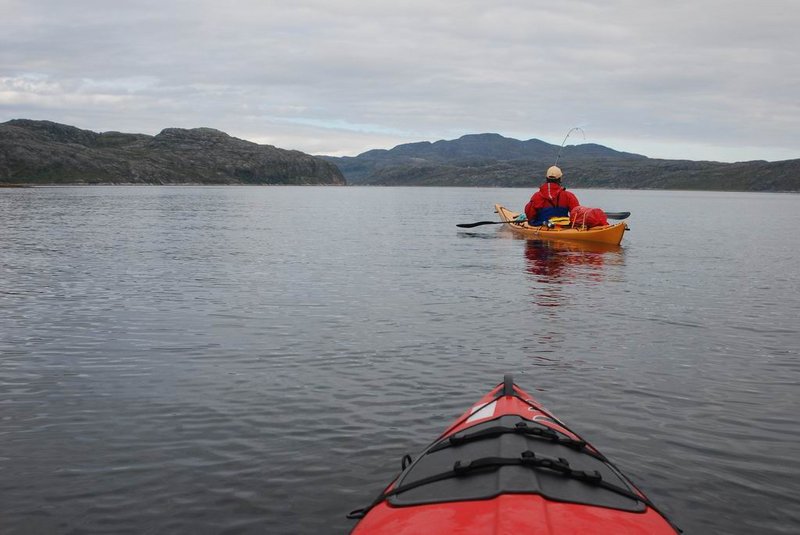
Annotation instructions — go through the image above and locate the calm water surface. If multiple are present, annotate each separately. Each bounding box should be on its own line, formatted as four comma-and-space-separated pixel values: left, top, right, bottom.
1, 186, 799, 534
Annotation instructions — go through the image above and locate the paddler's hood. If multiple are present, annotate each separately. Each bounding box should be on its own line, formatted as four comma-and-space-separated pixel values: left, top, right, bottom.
538, 181, 565, 200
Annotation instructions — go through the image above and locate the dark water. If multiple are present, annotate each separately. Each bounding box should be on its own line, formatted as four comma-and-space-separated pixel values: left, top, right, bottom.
1, 186, 799, 534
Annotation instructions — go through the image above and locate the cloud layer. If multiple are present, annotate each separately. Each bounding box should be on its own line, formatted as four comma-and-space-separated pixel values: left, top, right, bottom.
2, 0, 798, 161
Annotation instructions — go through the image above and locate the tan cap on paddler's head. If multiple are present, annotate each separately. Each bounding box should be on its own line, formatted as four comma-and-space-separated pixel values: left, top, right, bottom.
546, 165, 563, 179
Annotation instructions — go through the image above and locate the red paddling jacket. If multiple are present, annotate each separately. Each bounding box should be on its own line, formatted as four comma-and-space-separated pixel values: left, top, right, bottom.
524, 182, 580, 225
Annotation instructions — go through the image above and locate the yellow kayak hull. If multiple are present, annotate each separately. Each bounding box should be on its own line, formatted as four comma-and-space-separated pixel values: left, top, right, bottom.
494, 204, 627, 245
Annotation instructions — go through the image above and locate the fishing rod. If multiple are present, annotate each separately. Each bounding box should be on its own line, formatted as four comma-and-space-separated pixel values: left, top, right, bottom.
554, 127, 586, 166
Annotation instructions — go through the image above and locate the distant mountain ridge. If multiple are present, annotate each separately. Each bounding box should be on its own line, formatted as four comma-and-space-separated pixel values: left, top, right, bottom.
0, 119, 345, 185
323, 133, 800, 191
356, 133, 645, 162
2, 121, 798, 191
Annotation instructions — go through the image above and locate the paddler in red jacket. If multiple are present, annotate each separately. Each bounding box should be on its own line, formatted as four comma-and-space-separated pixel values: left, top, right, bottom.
521, 165, 580, 225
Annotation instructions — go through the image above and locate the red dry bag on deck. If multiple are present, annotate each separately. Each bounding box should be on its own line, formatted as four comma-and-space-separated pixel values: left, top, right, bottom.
570, 206, 609, 228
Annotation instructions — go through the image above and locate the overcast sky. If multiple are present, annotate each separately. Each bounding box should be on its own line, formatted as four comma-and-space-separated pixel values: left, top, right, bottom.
2, 0, 798, 162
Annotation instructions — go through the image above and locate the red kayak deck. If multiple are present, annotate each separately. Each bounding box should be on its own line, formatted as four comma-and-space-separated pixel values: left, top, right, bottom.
350, 376, 678, 534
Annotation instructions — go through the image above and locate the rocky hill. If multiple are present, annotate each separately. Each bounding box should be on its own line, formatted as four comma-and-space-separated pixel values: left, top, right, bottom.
0, 120, 345, 185
323, 133, 800, 192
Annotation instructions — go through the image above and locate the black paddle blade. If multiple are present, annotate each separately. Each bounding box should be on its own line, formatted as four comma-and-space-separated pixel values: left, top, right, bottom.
603, 212, 631, 220
456, 221, 507, 228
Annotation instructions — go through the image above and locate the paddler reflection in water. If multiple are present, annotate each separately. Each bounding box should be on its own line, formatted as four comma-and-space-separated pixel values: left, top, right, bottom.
515, 165, 580, 225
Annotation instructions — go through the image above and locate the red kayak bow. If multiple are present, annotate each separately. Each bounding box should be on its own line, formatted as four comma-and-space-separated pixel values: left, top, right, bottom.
349, 375, 680, 534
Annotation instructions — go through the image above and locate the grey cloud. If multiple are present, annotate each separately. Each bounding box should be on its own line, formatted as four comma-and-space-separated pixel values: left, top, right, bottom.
1, 0, 798, 161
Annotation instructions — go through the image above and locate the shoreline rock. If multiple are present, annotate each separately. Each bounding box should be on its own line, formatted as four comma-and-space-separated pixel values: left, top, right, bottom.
0, 120, 346, 186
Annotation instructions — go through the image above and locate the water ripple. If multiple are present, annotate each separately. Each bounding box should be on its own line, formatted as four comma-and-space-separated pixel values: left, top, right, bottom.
1, 187, 799, 534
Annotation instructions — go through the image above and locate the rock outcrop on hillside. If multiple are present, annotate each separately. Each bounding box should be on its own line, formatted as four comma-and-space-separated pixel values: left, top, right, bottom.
0, 120, 345, 185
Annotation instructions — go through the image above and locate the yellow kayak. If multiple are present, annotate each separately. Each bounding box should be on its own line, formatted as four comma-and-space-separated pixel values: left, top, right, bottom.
494, 204, 627, 245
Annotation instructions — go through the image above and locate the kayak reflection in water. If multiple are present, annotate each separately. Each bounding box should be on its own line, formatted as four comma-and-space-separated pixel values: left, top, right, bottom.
525, 240, 623, 307
525, 240, 622, 284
